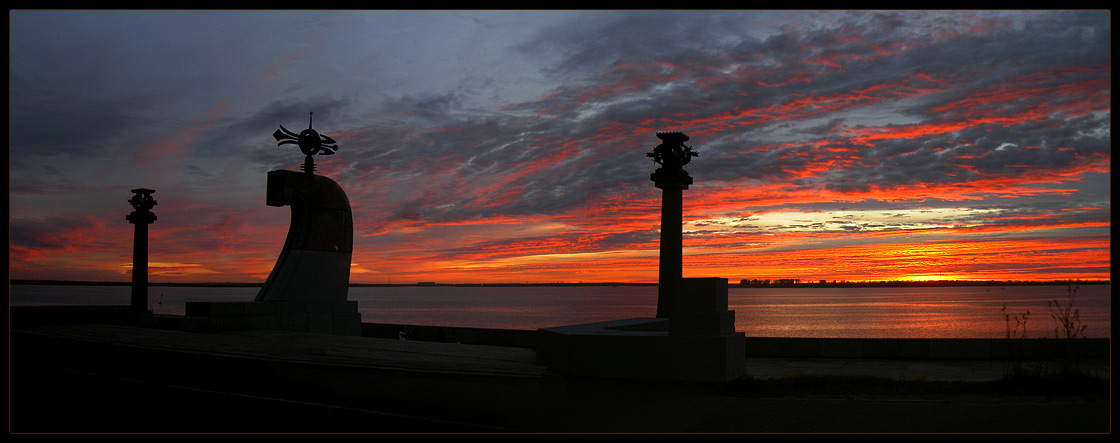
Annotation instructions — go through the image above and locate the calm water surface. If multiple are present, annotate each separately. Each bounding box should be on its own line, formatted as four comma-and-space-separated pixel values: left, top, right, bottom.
9, 284, 1110, 338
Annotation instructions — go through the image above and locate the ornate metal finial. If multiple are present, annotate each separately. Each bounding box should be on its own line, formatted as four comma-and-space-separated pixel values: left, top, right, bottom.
128, 188, 156, 212
273, 112, 338, 175
648, 132, 698, 168
126, 188, 157, 225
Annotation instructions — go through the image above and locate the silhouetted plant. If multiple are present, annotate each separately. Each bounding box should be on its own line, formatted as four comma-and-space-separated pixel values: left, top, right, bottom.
1047, 285, 1088, 339
999, 286, 1094, 380
1000, 304, 1040, 379
1001, 303, 1030, 340
1046, 285, 1088, 376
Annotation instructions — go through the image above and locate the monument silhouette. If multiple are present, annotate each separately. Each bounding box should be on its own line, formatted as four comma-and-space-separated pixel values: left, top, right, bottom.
73, 124, 743, 382
649, 132, 697, 318
164, 113, 360, 335
122, 188, 157, 325
536, 132, 746, 382
257, 113, 352, 303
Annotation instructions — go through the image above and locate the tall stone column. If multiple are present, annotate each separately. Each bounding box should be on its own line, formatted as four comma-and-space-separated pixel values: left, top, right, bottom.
126, 188, 157, 312
648, 132, 697, 318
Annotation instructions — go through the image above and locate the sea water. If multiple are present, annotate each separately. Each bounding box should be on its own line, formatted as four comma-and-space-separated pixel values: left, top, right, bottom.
9, 283, 1110, 338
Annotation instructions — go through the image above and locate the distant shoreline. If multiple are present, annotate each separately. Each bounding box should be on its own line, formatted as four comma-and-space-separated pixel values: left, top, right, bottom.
8, 279, 1109, 288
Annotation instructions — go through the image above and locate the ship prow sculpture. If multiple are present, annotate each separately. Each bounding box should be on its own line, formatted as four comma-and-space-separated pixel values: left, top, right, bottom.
257, 112, 352, 303
166, 113, 360, 335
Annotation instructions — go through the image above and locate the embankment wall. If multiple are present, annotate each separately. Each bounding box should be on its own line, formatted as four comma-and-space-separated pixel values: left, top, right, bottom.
360, 321, 1110, 360
9, 307, 1107, 360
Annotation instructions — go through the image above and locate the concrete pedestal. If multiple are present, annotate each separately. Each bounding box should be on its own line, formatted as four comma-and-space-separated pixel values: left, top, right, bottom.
537, 278, 746, 383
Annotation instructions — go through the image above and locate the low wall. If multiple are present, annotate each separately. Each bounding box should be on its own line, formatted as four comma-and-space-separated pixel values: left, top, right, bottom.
10, 308, 1108, 360
743, 337, 1110, 360
10, 305, 149, 328
365, 322, 1110, 360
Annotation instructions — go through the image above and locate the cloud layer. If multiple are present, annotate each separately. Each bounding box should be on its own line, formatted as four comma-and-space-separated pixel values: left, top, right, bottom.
9, 10, 1110, 283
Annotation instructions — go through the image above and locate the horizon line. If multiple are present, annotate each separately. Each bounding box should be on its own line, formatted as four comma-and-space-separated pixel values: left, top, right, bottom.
9, 278, 1111, 288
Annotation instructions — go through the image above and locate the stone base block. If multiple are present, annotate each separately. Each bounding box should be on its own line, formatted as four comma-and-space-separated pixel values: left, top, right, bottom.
669, 310, 736, 336
669, 277, 734, 335
675, 277, 729, 311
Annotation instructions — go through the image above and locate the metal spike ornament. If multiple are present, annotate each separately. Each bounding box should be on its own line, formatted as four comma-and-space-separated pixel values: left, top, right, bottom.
273, 112, 338, 175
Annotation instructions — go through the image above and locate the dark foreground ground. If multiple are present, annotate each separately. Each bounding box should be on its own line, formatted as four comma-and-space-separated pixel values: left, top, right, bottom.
9, 324, 1111, 435
11, 361, 1111, 435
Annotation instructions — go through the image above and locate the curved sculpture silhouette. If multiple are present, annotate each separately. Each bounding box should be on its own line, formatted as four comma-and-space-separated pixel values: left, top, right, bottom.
255, 169, 353, 302
169, 115, 358, 335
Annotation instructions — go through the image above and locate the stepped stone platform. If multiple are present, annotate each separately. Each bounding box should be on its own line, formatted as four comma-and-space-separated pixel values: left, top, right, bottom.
536, 278, 746, 383
157, 300, 361, 335
13, 322, 544, 378
537, 317, 746, 382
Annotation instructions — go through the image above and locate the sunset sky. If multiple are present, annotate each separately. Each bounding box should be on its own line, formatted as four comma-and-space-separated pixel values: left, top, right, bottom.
9, 10, 1111, 284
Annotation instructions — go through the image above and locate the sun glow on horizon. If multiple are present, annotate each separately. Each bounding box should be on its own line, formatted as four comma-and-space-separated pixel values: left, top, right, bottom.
905, 275, 947, 282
